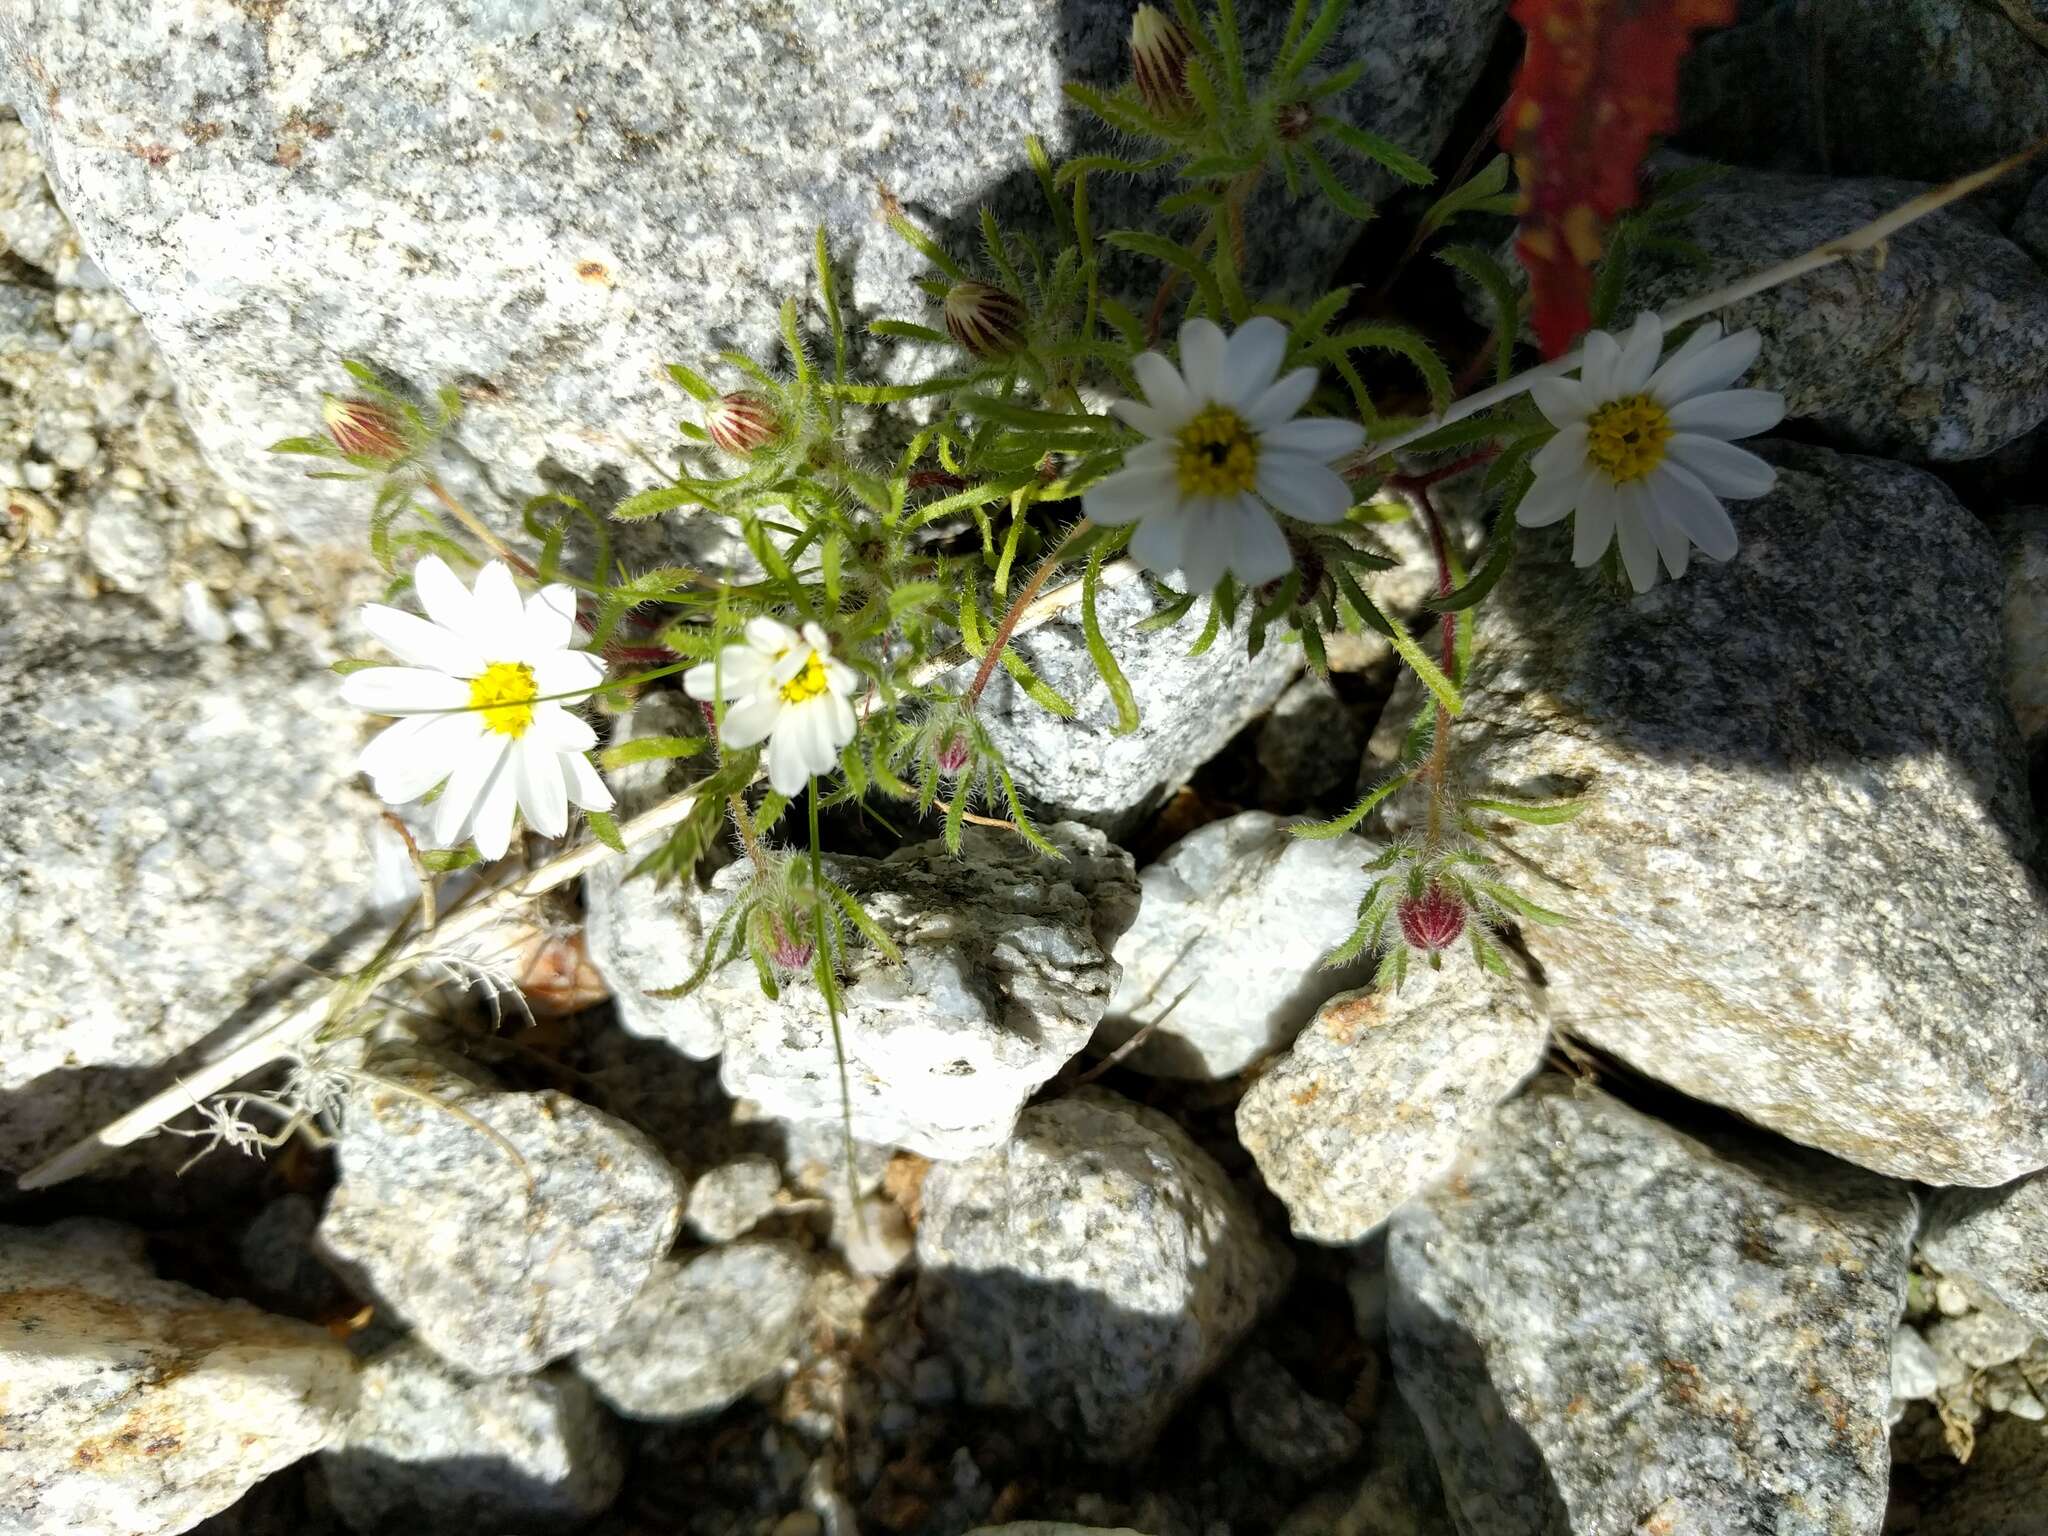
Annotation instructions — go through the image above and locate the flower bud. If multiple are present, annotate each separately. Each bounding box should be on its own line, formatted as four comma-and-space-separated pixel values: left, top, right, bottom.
934, 729, 972, 777
1397, 882, 1466, 956
942, 280, 1029, 358
321, 396, 407, 464
705, 390, 782, 457
1274, 100, 1313, 143
768, 916, 815, 973
1129, 5, 1196, 120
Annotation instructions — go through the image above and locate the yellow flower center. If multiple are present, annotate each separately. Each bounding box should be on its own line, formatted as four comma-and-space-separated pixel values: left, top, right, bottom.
779, 652, 829, 705
1175, 405, 1260, 497
1585, 394, 1673, 484
468, 661, 538, 737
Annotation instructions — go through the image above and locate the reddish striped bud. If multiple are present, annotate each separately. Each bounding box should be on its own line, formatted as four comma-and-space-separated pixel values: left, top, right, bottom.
1397, 883, 1467, 956
321, 397, 407, 464
1130, 5, 1196, 120
942, 280, 1029, 358
934, 729, 972, 777
705, 391, 782, 456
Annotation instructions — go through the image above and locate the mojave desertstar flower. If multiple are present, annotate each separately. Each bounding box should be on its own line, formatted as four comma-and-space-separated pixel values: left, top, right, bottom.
685, 617, 858, 798
1083, 316, 1366, 593
1519, 312, 1786, 592
341, 557, 614, 860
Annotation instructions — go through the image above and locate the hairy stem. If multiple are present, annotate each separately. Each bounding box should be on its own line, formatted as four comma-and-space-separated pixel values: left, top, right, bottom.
425, 476, 539, 578
964, 519, 1095, 710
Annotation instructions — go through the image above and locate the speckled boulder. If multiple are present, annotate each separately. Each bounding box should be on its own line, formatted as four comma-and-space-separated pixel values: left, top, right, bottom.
1389, 1087, 1916, 1536
1398, 443, 2048, 1186
1997, 507, 2048, 754
1923, 1171, 2048, 1340
918, 1088, 1290, 1458
1235, 967, 1549, 1245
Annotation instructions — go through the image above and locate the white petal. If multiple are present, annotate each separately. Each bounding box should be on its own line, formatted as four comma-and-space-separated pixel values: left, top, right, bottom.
1666, 435, 1776, 499
1516, 463, 1594, 528
469, 561, 528, 654
745, 615, 798, 657
1530, 422, 1590, 478
1178, 318, 1228, 399
1244, 367, 1320, 430
533, 649, 606, 702
827, 688, 857, 749
433, 733, 510, 849
342, 666, 469, 716
359, 605, 485, 677
412, 555, 479, 638
1176, 498, 1233, 595
1613, 312, 1664, 396
364, 712, 484, 804
1531, 375, 1594, 426
1614, 482, 1660, 593
1256, 453, 1351, 525
1132, 350, 1195, 425
1222, 317, 1289, 406
1580, 329, 1623, 398
564, 752, 615, 812
681, 661, 718, 700
1572, 486, 1619, 567
1666, 388, 1785, 441
1084, 461, 1179, 527
521, 583, 579, 654
513, 741, 569, 839
470, 754, 521, 861
1648, 500, 1691, 581
1650, 327, 1763, 403
1227, 500, 1292, 586
526, 702, 597, 754
1128, 509, 1190, 580
800, 621, 832, 656
1652, 461, 1740, 561
823, 657, 860, 698
765, 719, 811, 797
1110, 397, 1175, 438
719, 691, 782, 749
1259, 415, 1365, 462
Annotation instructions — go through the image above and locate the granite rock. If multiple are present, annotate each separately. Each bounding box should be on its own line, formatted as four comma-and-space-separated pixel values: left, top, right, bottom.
1255, 674, 1368, 807
1997, 507, 2048, 753
1924, 1296, 2042, 1371
1275, 1391, 1454, 1536
959, 564, 1298, 833
1224, 1346, 1364, 1475
630, 822, 1136, 1159
1923, 1171, 2048, 1338
917, 1088, 1290, 1458
686, 1155, 784, 1244
1235, 967, 1549, 1245
0, 1218, 357, 1536
1621, 163, 2048, 462
1391, 444, 2048, 1185
1891, 1325, 1945, 1405
1093, 810, 1380, 1079
321, 1341, 624, 1535
576, 1239, 814, 1421
1, 0, 1507, 543
316, 1052, 686, 1376
1389, 1087, 1916, 1536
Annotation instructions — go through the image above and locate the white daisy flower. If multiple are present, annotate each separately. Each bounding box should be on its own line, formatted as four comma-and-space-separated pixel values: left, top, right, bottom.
684, 617, 858, 798
1519, 311, 1786, 592
341, 556, 614, 860
1082, 316, 1366, 592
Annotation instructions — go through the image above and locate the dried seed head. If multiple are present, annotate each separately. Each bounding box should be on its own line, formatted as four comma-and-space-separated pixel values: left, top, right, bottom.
321, 396, 407, 464
705, 391, 782, 456
934, 729, 973, 777
1397, 882, 1467, 955
1130, 5, 1196, 120
942, 280, 1029, 358
512, 929, 610, 1019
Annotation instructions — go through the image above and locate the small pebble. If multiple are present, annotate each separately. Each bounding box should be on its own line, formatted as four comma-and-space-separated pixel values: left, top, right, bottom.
1935, 1277, 1973, 1316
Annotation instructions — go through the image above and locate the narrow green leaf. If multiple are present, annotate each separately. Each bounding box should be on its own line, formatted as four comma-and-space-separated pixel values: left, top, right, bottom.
1360, 584, 1462, 714
269, 434, 338, 457
868, 320, 950, 345
615, 484, 705, 521
586, 808, 627, 853
1082, 549, 1139, 735
599, 735, 708, 770
1319, 118, 1433, 186
665, 362, 717, 401
887, 215, 967, 282
1464, 793, 1587, 826
1424, 514, 1515, 613
1293, 769, 1416, 840
330, 657, 379, 675
1106, 230, 1227, 320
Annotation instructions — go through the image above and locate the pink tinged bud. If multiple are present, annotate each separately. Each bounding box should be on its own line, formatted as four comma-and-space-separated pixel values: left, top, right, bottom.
1397, 883, 1467, 955
321, 397, 407, 463
705, 391, 782, 456
1129, 4, 1196, 120
769, 918, 815, 973
942, 281, 1029, 358
934, 730, 972, 777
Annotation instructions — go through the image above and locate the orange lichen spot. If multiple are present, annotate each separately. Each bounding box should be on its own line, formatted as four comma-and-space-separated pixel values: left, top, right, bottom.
577, 260, 610, 284
1290, 1081, 1322, 1107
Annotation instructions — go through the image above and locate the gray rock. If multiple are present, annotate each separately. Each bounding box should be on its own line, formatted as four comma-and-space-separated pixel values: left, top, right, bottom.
316, 1053, 687, 1376
1997, 507, 2048, 753
1926, 1297, 2042, 1371
686, 1155, 784, 1244
0, 1218, 357, 1536
1623, 163, 2048, 461
1235, 969, 1549, 1245
1276, 1391, 1454, 1536
2016, 176, 2048, 265
1389, 1087, 1916, 1536
1225, 1347, 1364, 1475
1907, 1415, 2048, 1534
1923, 1171, 2048, 1339
576, 1239, 814, 1421
321, 1341, 624, 1535
1892, 1324, 1945, 1405
1093, 810, 1380, 1079
1256, 675, 1367, 807
1, 0, 1507, 544
1398, 444, 2048, 1186
917, 1087, 1290, 1458
634, 822, 1136, 1159
961, 566, 1298, 833
1681, 0, 2048, 209
240, 1193, 351, 1316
